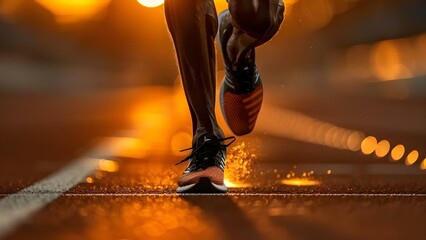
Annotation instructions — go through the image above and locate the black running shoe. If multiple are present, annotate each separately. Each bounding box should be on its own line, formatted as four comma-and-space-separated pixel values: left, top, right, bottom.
175, 133, 236, 193
218, 10, 264, 136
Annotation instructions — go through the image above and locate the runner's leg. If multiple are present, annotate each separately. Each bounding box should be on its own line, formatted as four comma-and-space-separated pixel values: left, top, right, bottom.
165, 0, 222, 137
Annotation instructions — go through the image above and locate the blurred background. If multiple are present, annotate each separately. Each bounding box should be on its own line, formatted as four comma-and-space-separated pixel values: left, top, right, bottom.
2, 2, 426, 239
0, 0, 425, 176
1, 0, 426, 92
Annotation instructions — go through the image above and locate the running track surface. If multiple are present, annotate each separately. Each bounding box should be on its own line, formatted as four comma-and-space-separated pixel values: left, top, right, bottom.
1, 88, 425, 239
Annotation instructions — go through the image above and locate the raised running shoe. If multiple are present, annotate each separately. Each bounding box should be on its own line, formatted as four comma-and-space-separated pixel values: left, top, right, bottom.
175, 133, 235, 193
218, 10, 264, 136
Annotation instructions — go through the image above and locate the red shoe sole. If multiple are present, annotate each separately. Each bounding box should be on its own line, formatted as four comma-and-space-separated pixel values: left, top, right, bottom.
221, 84, 263, 136
177, 167, 227, 193
176, 177, 227, 193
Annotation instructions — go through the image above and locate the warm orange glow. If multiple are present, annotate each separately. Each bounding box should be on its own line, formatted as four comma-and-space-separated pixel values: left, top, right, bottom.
326, 169, 332, 175
300, 0, 334, 30
361, 136, 377, 155
281, 178, 320, 186
375, 140, 390, 158
132, 88, 180, 153
224, 179, 238, 188
284, 0, 300, 5
214, 0, 228, 12
224, 179, 250, 188
405, 150, 419, 166
137, 0, 164, 8
324, 126, 338, 147
420, 158, 426, 170
99, 159, 119, 172
347, 131, 363, 151
371, 40, 412, 81
344, 44, 373, 81
258, 105, 365, 151
224, 142, 255, 188
416, 34, 426, 73
136, 165, 178, 191
170, 131, 192, 156
391, 144, 405, 161
86, 177, 94, 183
334, 33, 426, 87
35, 0, 110, 23
102, 137, 147, 159
84, 196, 214, 238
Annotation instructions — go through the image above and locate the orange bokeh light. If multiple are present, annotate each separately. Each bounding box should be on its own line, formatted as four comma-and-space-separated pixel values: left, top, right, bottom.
137, 0, 164, 8
35, 0, 111, 23
136, 0, 227, 9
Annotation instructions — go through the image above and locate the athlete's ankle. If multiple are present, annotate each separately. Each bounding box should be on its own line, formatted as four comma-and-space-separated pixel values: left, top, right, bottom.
193, 127, 225, 144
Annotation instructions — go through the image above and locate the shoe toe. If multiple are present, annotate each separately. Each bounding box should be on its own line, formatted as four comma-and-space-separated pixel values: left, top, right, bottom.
178, 166, 225, 187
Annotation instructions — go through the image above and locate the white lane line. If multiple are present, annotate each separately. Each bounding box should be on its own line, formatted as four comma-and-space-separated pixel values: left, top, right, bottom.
0, 133, 138, 239
1, 193, 421, 197
0, 157, 99, 239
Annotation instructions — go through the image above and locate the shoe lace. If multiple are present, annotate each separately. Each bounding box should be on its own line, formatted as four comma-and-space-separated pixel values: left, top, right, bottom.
175, 136, 236, 166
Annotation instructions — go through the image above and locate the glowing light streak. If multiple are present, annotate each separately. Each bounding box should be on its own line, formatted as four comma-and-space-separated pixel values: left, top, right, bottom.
281, 178, 320, 187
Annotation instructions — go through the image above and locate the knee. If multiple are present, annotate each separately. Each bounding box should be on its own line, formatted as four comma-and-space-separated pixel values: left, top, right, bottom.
230, 1, 285, 39
230, 9, 270, 38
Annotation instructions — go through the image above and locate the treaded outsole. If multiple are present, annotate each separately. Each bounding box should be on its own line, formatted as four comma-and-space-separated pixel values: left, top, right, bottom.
176, 177, 228, 194
220, 82, 263, 136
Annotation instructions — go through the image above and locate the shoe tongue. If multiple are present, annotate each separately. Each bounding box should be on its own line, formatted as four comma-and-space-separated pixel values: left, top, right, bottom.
233, 62, 254, 73
193, 127, 224, 146
199, 134, 217, 145
193, 133, 219, 147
